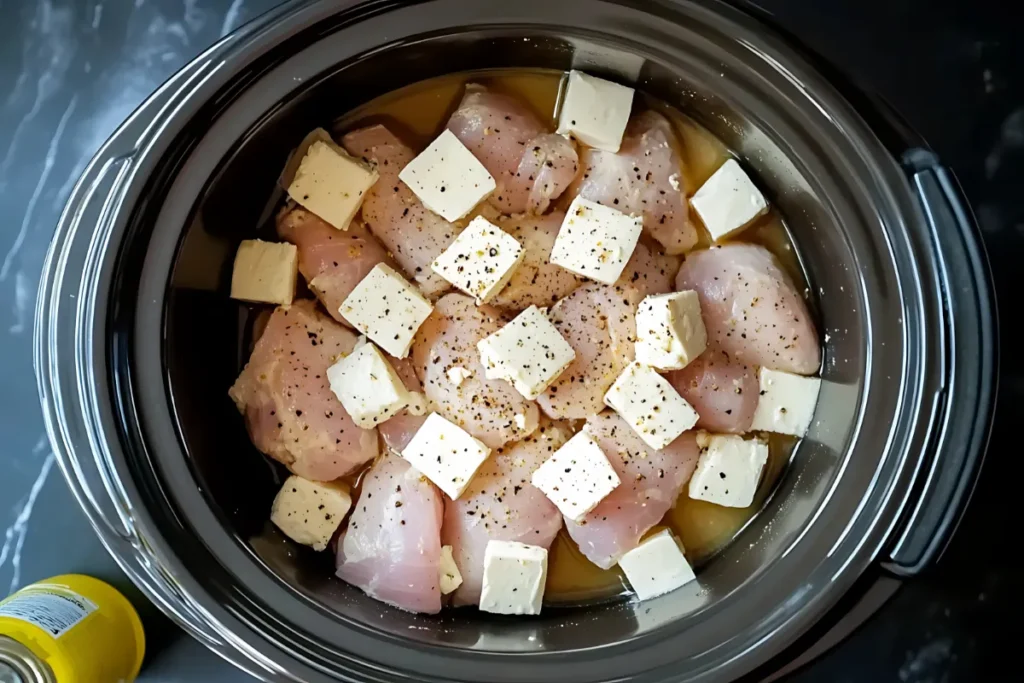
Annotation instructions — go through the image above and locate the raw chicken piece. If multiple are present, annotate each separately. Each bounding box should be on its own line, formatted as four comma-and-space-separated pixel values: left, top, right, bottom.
616, 239, 681, 296
228, 301, 378, 480
412, 293, 540, 449
537, 283, 641, 420
490, 210, 583, 310
447, 85, 578, 215
565, 411, 701, 569
342, 125, 456, 297
336, 453, 444, 614
443, 421, 570, 606
666, 347, 758, 433
570, 111, 697, 254
378, 356, 428, 454
675, 244, 820, 374
276, 208, 392, 325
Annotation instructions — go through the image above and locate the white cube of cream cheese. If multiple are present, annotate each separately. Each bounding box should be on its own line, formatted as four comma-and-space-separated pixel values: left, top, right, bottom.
531, 430, 621, 521
230, 239, 298, 305
479, 540, 548, 615
556, 70, 634, 153
270, 475, 352, 551
327, 340, 411, 429
634, 291, 708, 371
431, 216, 525, 303
750, 367, 821, 437
286, 135, 379, 231
340, 263, 434, 359
439, 545, 463, 595
400, 413, 491, 499
690, 159, 769, 242
688, 433, 768, 508
398, 129, 496, 222
477, 305, 576, 400
618, 529, 697, 600
551, 196, 643, 284
604, 362, 700, 450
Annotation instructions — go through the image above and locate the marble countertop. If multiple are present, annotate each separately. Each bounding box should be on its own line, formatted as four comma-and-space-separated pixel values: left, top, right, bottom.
0, 1, 1018, 681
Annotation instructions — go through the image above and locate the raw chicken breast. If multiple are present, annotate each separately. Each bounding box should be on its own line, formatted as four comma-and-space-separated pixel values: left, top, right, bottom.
666, 347, 758, 433
342, 125, 456, 297
490, 210, 583, 309
378, 356, 428, 454
443, 421, 570, 606
570, 111, 697, 254
617, 240, 680, 296
412, 294, 539, 448
675, 244, 820, 374
277, 208, 392, 325
228, 301, 378, 480
565, 411, 701, 569
537, 283, 641, 420
447, 85, 578, 215
336, 453, 444, 614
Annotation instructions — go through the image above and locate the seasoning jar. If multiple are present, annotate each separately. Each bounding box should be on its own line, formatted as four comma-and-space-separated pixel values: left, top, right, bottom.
0, 574, 144, 682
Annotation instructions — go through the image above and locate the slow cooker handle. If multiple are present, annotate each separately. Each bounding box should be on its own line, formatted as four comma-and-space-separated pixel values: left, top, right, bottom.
881, 150, 997, 577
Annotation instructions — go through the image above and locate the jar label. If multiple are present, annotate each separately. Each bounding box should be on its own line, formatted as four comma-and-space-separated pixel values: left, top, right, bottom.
0, 587, 97, 638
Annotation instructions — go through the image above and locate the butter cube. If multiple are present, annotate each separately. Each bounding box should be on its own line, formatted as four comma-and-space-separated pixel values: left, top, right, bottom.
556, 70, 634, 153
270, 475, 352, 551
618, 529, 696, 601
340, 263, 434, 358
286, 132, 379, 230
604, 362, 699, 450
400, 413, 491, 499
635, 291, 708, 371
431, 216, 525, 303
531, 430, 621, 521
327, 340, 411, 429
399, 129, 496, 222
551, 196, 643, 284
230, 239, 298, 305
688, 433, 768, 508
750, 367, 821, 437
690, 159, 768, 242
439, 545, 463, 595
479, 540, 548, 615
477, 305, 576, 400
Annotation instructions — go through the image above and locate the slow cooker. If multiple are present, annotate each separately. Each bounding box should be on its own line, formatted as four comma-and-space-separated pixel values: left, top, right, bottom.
34, 0, 997, 681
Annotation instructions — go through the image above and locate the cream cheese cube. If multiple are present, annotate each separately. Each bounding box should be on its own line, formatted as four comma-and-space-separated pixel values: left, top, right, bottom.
270, 475, 352, 551
634, 291, 708, 371
398, 129, 496, 222
439, 545, 463, 595
551, 196, 643, 284
618, 529, 697, 601
340, 263, 434, 358
531, 430, 621, 521
556, 70, 634, 153
750, 367, 821, 437
230, 239, 298, 305
690, 159, 769, 242
327, 340, 411, 429
286, 132, 379, 231
431, 216, 525, 303
479, 540, 548, 615
688, 433, 768, 508
604, 362, 699, 450
477, 305, 576, 400
400, 413, 491, 499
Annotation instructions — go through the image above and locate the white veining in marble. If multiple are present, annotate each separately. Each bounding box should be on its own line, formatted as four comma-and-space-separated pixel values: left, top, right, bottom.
8, 270, 30, 335
0, 93, 77, 281
221, 0, 246, 37
0, 438, 56, 592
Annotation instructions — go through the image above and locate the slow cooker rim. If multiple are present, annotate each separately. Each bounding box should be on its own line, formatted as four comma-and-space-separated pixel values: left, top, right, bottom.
36, 1, 970, 683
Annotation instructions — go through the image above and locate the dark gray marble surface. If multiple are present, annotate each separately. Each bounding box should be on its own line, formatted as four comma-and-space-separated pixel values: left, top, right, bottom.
0, 1, 1019, 681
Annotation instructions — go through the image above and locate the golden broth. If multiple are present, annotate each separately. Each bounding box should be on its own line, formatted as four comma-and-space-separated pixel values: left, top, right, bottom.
330, 69, 807, 604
